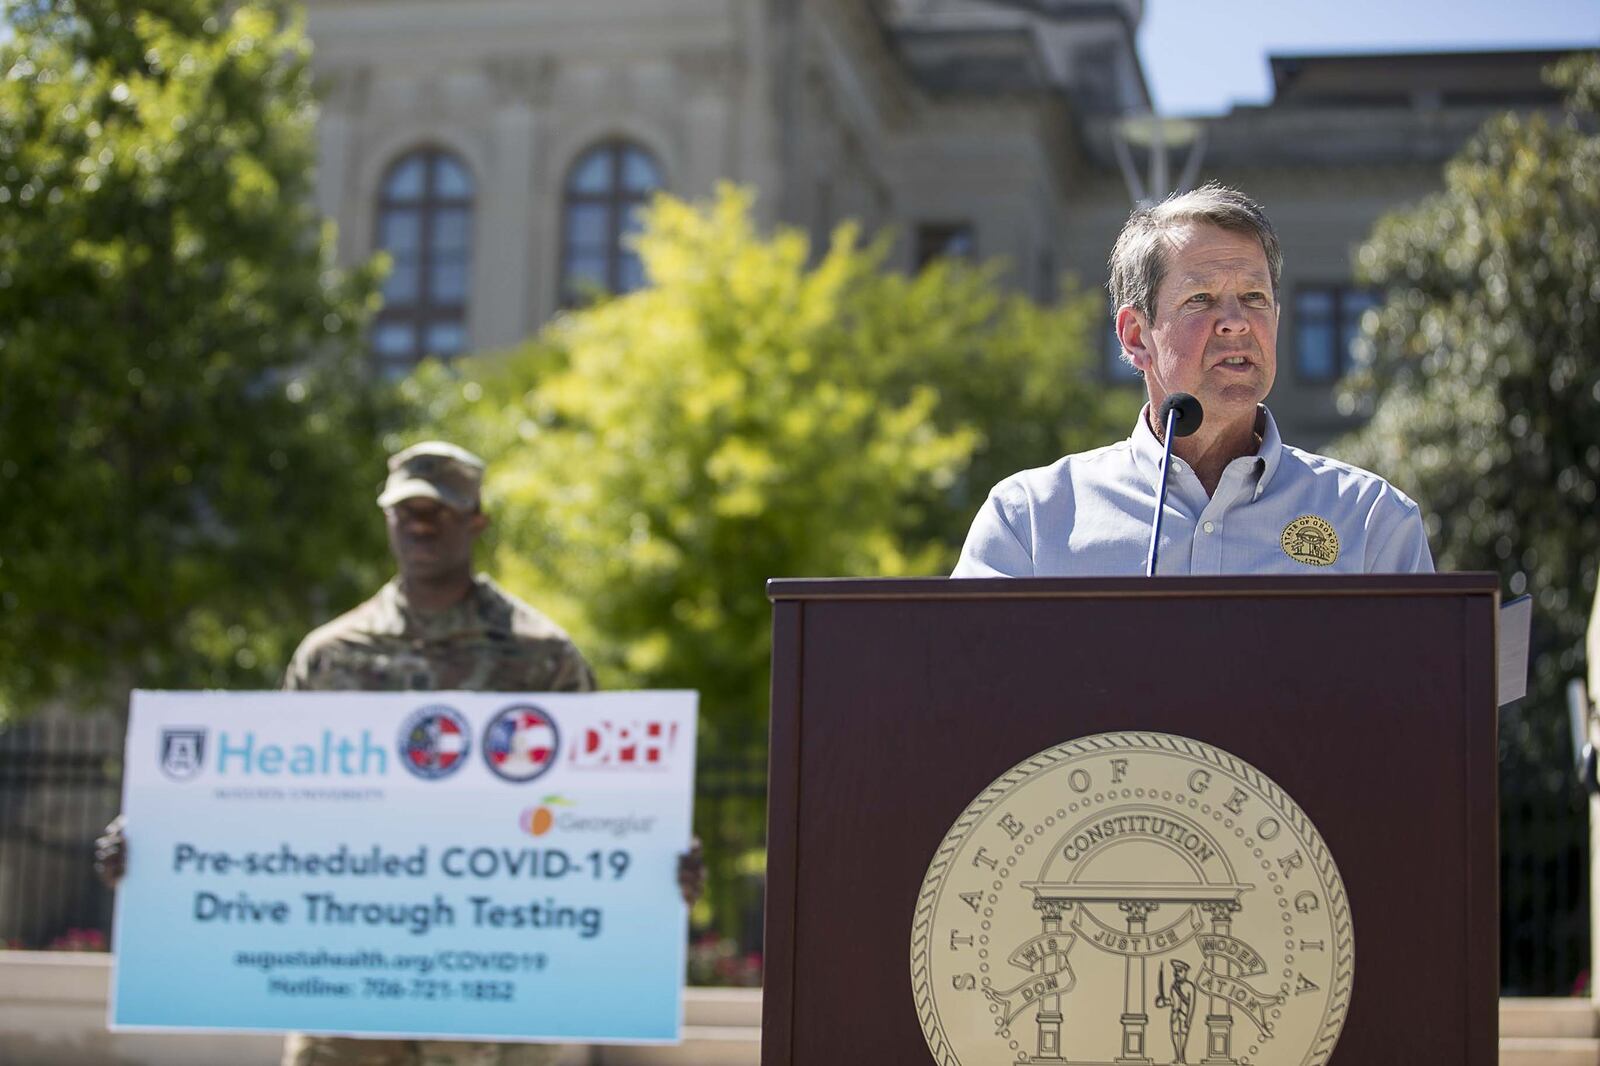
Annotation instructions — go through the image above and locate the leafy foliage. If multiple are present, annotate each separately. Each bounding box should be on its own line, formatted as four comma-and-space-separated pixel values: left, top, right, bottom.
406, 186, 1138, 747
1334, 55, 1600, 765
0, 0, 395, 718
405, 186, 1136, 940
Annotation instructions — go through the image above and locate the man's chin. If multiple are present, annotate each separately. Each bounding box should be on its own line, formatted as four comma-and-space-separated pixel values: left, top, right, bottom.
1204, 378, 1269, 411
399, 559, 464, 583
1179, 389, 1263, 441
399, 552, 441, 571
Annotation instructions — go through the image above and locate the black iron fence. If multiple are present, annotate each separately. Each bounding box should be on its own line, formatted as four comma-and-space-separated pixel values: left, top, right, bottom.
0, 710, 121, 951
1501, 757, 1590, 996
0, 711, 1591, 993
688, 749, 768, 986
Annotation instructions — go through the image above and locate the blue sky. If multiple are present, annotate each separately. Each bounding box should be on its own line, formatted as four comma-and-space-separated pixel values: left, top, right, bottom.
1140, 0, 1600, 116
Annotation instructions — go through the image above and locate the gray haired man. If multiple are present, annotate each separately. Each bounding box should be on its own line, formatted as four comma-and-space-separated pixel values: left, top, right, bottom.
954, 182, 1432, 577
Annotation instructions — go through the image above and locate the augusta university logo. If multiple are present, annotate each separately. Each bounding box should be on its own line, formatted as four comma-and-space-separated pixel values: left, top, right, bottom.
913, 732, 1352, 1066
159, 729, 206, 781
483, 704, 560, 783
398, 705, 471, 780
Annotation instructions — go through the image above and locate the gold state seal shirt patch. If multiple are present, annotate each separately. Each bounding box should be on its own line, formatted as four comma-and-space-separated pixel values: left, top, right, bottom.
912, 732, 1352, 1066
1279, 516, 1340, 567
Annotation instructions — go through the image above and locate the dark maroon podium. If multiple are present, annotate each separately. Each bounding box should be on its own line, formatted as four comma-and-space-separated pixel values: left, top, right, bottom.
761, 575, 1501, 1065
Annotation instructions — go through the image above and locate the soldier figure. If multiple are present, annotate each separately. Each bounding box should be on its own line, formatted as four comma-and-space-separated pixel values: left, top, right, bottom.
282, 441, 595, 696
1164, 959, 1195, 1064
100, 441, 704, 1066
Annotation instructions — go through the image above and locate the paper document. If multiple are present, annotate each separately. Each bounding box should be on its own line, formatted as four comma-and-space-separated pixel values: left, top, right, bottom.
1499, 594, 1532, 706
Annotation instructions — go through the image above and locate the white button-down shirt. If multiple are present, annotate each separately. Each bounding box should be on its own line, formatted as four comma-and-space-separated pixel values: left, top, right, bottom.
953, 406, 1433, 577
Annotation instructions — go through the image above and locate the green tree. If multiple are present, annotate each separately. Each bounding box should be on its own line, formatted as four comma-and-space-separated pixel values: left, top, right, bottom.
0, 0, 394, 719
404, 186, 1138, 938
1334, 55, 1600, 770
408, 185, 1136, 749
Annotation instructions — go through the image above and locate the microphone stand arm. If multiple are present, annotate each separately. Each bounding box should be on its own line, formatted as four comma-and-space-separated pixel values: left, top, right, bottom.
1145, 405, 1181, 577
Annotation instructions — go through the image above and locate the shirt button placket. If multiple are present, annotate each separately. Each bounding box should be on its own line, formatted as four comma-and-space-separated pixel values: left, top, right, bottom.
1194, 515, 1223, 573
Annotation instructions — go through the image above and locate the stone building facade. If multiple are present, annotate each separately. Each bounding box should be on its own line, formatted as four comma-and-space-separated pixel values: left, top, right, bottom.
304, 0, 1571, 447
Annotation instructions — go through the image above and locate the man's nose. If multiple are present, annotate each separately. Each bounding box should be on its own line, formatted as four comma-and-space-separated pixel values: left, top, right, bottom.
1215, 296, 1251, 334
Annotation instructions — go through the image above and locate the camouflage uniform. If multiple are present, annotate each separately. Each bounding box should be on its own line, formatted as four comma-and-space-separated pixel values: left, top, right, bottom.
280, 574, 593, 1066
283, 576, 595, 694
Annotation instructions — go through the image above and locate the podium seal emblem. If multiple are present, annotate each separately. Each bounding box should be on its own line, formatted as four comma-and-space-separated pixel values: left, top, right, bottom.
912, 732, 1351, 1065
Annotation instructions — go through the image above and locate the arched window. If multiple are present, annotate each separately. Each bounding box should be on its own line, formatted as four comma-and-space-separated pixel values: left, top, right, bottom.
371, 148, 475, 373
560, 141, 664, 305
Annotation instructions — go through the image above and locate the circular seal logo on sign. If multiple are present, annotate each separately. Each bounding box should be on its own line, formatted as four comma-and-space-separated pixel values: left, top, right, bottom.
398, 705, 471, 780
912, 732, 1351, 1066
1280, 516, 1340, 567
482, 704, 561, 783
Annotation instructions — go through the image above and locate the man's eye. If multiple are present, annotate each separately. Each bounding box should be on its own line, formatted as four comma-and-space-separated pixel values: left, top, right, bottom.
1244, 292, 1270, 304
1186, 293, 1210, 304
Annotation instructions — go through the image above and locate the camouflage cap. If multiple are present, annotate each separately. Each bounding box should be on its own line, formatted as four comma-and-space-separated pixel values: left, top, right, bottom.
377, 441, 486, 512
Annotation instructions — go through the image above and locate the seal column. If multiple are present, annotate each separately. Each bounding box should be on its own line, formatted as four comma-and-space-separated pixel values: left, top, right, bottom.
1200, 901, 1241, 1064
1032, 899, 1070, 1063
1116, 901, 1156, 1064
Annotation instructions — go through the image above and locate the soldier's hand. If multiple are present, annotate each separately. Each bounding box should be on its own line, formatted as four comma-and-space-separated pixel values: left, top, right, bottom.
677, 837, 706, 905
94, 815, 127, 888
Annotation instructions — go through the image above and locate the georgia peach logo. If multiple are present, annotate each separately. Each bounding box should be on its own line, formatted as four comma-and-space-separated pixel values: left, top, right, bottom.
519, 795, 572, 837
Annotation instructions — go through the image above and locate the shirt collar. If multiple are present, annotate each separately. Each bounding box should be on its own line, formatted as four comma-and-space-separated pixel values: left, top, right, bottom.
1129, 403, 1283, 497
1129, 403, 1169, 490
1254, 405, 1283, 498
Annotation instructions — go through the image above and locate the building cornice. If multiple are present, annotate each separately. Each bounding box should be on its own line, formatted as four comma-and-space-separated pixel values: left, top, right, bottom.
485, 55, 556, 108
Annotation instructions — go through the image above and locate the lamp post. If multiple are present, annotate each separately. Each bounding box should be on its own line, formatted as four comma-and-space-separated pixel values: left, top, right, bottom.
1112, 113, 1207, 207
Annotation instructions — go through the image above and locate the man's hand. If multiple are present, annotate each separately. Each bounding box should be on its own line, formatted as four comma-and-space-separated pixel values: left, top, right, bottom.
677, 837, 706, 905
94, 815, 127, 888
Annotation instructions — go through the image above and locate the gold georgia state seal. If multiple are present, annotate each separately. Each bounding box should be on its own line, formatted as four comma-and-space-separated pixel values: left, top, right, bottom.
1279, 516, 1339, 567
912, 732, 1351, 1066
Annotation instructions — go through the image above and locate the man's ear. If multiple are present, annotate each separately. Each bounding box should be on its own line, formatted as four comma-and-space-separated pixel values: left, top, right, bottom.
469, 511, 490, 538
1115, 305, 1153, 372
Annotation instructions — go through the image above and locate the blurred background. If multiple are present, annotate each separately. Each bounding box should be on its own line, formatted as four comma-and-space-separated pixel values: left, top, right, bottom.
0, 0, 1596, 1011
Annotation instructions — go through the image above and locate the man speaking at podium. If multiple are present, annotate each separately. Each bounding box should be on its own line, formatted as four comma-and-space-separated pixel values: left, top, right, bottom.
954, 183, 1433, 577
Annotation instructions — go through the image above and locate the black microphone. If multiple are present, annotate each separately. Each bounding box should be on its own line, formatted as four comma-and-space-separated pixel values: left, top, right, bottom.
1145, 393, 1204, 577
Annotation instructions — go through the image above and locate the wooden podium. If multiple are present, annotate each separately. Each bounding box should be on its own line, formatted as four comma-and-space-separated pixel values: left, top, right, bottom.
761, 575, 1500, 1065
